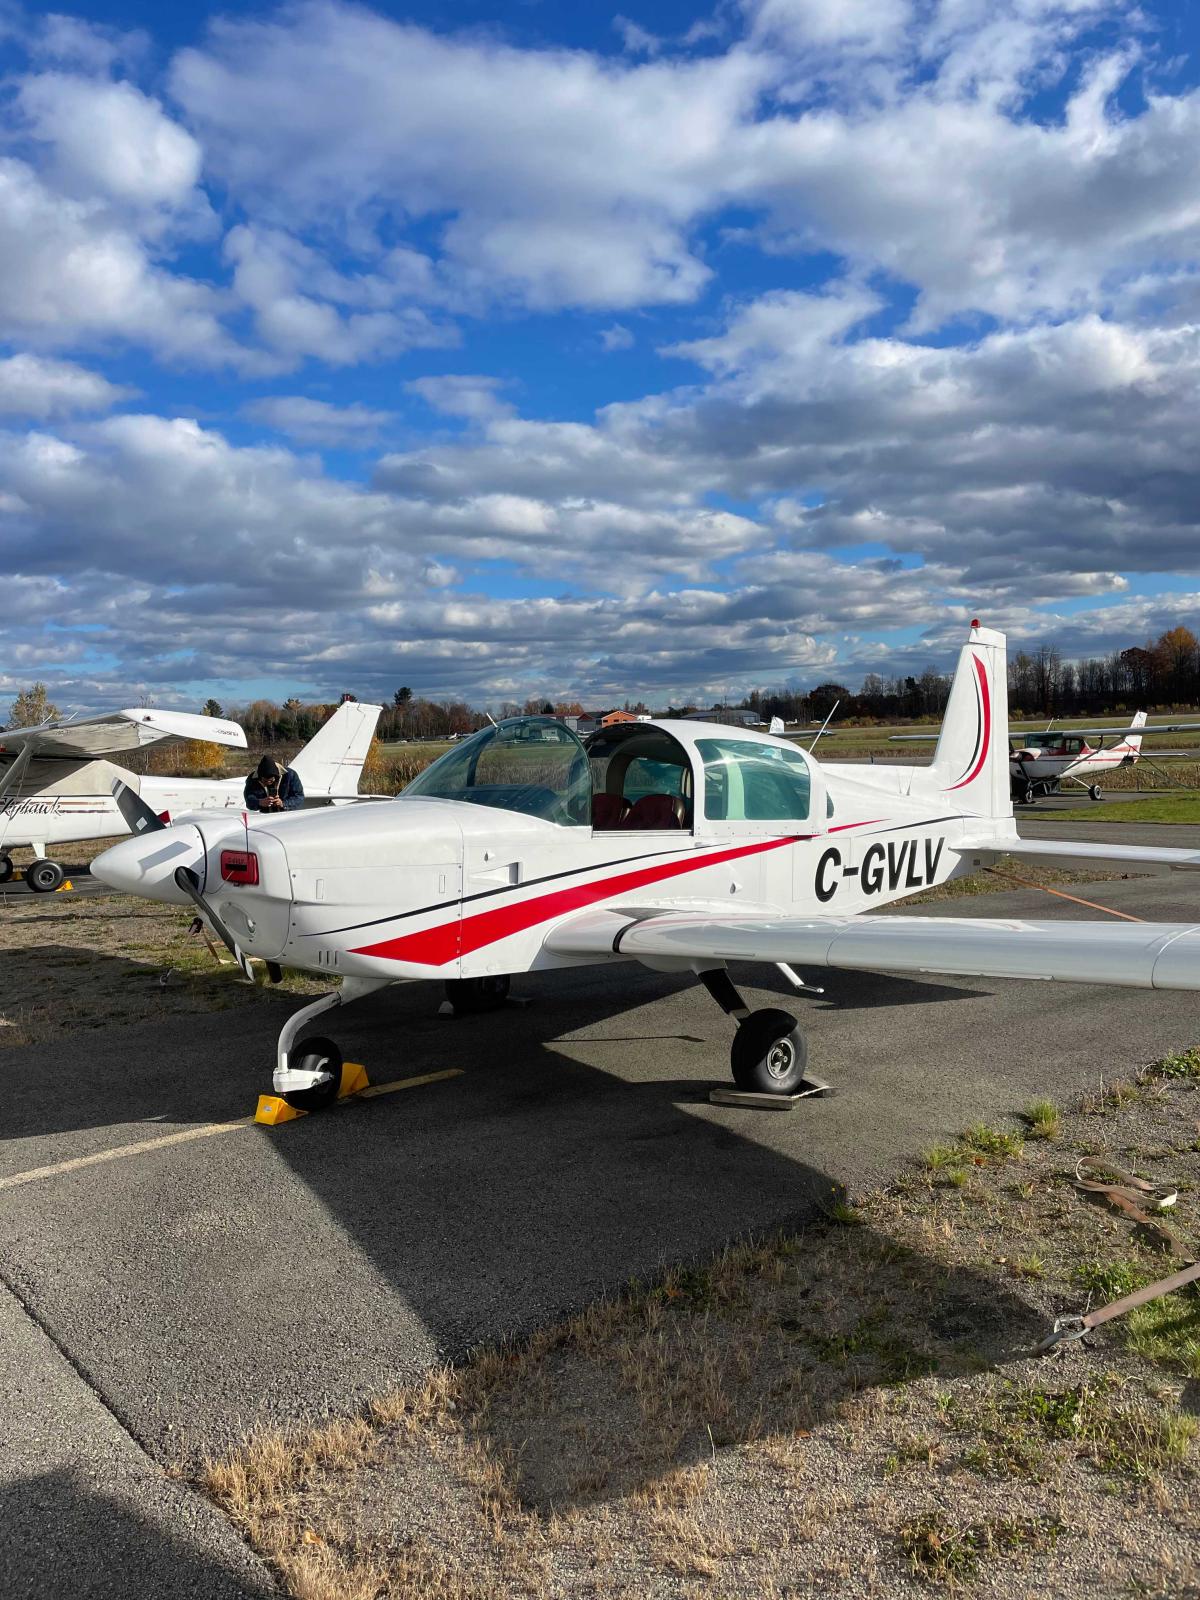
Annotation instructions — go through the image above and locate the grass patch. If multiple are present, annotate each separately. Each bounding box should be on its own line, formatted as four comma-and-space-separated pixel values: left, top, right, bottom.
1023, 1098, 1061, 1140
961, 1122, 1024, 1160
1081, 795, 1200, 824
1126, 1292, 1200, 1379
1074, 1260, 1147, 1301
1154, 1046, 1200, 1081
899, 1511, 1061, 1586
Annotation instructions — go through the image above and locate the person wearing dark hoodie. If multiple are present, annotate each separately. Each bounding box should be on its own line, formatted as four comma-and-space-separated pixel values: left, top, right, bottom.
244, 754, 305, 812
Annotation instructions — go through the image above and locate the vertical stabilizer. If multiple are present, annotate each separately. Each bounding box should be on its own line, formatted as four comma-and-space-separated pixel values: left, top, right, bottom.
289, 702, 382, 797
1125, 710, 1148, 755
927, 622, 1011, 819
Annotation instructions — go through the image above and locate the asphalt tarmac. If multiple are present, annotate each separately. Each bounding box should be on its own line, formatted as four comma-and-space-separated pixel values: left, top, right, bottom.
4, 819, 1200, 1596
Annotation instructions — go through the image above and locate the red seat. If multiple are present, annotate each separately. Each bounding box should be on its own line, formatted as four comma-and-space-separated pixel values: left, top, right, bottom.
592, 792, 630, 829
625, 793, 685, 829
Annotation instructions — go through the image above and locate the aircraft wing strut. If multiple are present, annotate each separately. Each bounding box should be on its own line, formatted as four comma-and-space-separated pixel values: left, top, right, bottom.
544, 908, 1200, 991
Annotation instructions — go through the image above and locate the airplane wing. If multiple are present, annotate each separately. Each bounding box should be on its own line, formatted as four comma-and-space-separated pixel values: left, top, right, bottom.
543, 907, 1200, 991
0, 708, 246, 760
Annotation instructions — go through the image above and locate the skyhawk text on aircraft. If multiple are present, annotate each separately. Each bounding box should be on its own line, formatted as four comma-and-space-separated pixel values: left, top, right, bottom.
94, 624, 1200, 1114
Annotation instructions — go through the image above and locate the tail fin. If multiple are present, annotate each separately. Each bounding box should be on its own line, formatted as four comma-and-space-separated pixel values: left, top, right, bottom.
1126, 710, 1147, 755
926, 622, 1011, 819
290, 702, 382, 797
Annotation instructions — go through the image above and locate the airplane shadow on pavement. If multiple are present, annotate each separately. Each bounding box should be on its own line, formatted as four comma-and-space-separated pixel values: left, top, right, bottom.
0, 1468, 272, 1600
0, 946, 1033, 1506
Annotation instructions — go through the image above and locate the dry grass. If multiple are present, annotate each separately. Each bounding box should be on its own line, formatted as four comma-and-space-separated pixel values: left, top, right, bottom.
0, 891, 328, 1048
198, 1049, 1200, 1599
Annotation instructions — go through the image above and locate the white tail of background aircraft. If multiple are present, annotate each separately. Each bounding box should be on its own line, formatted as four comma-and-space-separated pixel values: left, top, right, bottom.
288, 699, 378, 799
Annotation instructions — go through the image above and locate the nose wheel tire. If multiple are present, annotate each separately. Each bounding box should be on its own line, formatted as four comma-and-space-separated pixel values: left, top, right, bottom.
443, 975, 511, 1014
0, 855, 13, 884
26, 858, 64, 894
281, 1035, 343, 1112
1023, 782, 1036, 806
730, 1008, 808, 1095
1088, 784, 1103, 801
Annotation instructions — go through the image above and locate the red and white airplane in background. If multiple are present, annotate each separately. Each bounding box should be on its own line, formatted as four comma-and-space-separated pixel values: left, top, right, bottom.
94, 623, 1200, 1112
1006, 713, 1200, 804
1, 700, 380, 891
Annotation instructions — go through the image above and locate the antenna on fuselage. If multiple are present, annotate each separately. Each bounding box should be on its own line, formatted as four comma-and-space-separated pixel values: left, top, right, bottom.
806, 698, 840, 751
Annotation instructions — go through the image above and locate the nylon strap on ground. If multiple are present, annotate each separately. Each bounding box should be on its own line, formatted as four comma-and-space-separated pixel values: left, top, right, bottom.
1037, 1259, 1200, 1353
982, 866, 1145, 922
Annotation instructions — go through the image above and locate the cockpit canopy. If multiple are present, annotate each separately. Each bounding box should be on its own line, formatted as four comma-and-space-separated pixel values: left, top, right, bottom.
401, 717, 592, 825
400, 715, 819, 833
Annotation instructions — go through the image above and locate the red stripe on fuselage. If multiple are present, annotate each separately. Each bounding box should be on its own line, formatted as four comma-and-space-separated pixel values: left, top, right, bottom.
352, 834, 808, 966
947, 654, 991, 792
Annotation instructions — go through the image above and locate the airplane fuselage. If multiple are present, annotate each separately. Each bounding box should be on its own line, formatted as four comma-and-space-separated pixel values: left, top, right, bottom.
93, 769, 986, 986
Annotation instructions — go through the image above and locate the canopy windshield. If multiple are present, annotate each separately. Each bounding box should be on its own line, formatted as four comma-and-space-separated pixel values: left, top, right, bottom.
402, 718, 591, 825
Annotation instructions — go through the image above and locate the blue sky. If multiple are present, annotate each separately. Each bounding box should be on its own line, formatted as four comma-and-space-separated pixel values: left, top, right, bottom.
2, 0, 1200, 712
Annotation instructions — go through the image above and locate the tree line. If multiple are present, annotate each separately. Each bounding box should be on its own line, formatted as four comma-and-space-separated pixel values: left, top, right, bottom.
7, 626, 1200, 741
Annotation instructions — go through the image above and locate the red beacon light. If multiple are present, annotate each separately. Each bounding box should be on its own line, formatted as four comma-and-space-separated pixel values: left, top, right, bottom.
970, 618, 981, 629
220, 849, 259, 886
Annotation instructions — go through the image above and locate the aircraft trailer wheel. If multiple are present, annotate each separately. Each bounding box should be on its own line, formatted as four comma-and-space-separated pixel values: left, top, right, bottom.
26, 858, 64, 894
730, 1008, 808, 1095
282, 1035, 343, 1112
0, 855, 13, 884
1089, 784, 1103, 801
1023, 783, 1036, 806
444, 975, 511, 1014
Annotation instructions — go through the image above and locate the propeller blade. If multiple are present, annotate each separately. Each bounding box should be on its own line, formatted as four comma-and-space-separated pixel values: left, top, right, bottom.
112, 779, 166, 838
173, 865, 256, 981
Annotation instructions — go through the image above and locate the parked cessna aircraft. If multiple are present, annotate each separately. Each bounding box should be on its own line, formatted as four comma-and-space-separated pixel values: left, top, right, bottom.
2, 701, 380, 891
94, 623, 1200, 1113
1006, 714, 1200, 804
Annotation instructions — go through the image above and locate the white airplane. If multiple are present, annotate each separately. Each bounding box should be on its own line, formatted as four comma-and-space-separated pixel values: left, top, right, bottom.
93, 622, 1200, 1114
1005, 714, 1200, 804
1, 701, 381, 892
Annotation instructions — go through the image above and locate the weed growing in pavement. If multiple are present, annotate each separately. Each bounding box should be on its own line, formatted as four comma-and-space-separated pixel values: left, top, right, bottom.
961, 1123, 1024, 1160
1155, 1046, 1200, 1082
899, 1510, 1061, 1586
1023, 1098, 1062, 1140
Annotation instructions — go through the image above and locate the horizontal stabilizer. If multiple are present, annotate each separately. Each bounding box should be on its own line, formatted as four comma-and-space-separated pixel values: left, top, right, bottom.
960, 836, 1200, 874
544, 907, 1200, 991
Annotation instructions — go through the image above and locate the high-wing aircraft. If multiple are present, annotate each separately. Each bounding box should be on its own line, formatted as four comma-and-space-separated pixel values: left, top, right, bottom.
93, 623, 1200, 1113
895, 709, 1200, 805
1, 701, 381, 891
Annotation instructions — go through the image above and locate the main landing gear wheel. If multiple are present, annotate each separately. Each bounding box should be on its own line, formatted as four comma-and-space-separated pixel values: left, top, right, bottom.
730, 1008, 809, 1096
1023, 782, 1036, 806
281, 1035, 342, 1112
1089, 784, 1103, 802
443, 975, 511, 1014
26, 858, 64, 894
0, 855, 13, 884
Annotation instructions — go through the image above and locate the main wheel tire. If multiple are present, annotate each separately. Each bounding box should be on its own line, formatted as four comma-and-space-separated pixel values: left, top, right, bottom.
1089, 784, 1103, 801
730, 1008, 808, 1095
26, 858, 64, 894
444, 975, 511, 1015
1023, 783, 1036, 805
0, 855, 13, 884
282, 1035, 343, 1111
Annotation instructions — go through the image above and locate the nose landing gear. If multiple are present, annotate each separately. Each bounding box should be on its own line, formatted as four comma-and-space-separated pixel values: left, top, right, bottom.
272, 976, 394, 1110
